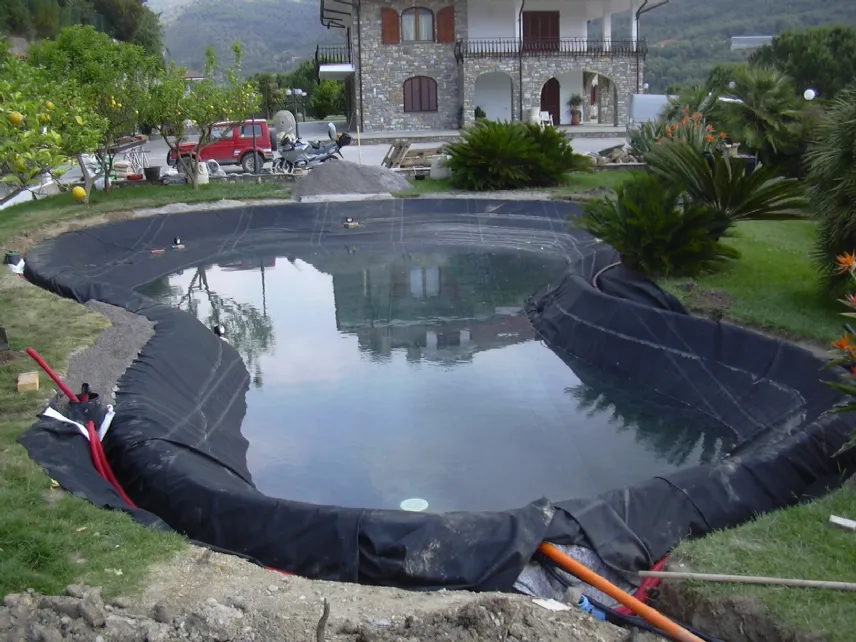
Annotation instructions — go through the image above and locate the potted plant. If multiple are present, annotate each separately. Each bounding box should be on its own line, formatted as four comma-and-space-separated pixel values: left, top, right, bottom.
568, 94, 584, 126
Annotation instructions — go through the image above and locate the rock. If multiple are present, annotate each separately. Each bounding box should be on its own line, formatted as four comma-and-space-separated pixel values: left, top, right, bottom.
140, 620, 173, 642
0, 611, 13, 631
7, 625, 27, 642
65, 585, 86, 599
9, 602, 31, 620
339, 619, 361, 634
80, 600, 107, 627
228, 597, 248, 612
83, 586, 103, 603
3, 594, 22, 608
266, 585, 278, 593
152, 602, 177, 625
109, 597, 132, 610
39, 596, 81, 618
104, 614, 144, 641
31, 624, 63, 642
184, 602, 244, 642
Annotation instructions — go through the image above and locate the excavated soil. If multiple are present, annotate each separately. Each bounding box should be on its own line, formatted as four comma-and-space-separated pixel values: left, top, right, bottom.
0, 547, 638, 641
292, 161, 412, 198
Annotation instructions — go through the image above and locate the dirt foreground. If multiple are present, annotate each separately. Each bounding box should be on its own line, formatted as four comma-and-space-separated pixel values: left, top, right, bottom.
1, 547, 641, 642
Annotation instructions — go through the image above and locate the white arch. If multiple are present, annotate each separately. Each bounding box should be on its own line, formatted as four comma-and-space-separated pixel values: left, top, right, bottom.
473, 72, 514, 123
555, 70, 586, 125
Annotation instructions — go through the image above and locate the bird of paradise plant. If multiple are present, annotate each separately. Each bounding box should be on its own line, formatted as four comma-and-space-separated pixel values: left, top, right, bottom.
655, 107, 728, 154
824, 251, 856, 452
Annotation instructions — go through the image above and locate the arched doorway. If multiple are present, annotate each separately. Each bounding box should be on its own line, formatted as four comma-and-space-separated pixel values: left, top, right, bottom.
540, 78, 560, 126
474, 72, 514, 122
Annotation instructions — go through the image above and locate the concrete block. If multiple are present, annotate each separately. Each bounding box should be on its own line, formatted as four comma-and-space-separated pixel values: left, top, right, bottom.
17, 371, 39, 393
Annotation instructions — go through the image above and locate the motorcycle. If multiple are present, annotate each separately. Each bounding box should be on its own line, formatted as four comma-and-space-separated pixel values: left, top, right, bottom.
272, 121, 352, 174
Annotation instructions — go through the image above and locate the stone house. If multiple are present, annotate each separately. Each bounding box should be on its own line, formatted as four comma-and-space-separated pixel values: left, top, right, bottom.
317, 0, 648, 133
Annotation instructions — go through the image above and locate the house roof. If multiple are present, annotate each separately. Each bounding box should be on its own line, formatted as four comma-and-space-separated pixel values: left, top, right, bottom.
184, 70, 204, 79
320, 0, 351, 29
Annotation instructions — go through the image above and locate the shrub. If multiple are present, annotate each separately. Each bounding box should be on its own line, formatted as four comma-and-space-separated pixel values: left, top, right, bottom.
444, 120, 590, 191
629, 108, 725, 159
645, 141, 808, 227
806, 85, 856, 295
474, 105, 487, 119
573, 172, 739, 277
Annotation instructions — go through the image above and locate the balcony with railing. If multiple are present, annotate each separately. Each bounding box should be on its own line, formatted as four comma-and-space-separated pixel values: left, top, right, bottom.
454, 38, 647, 62
316, 44, 355, 81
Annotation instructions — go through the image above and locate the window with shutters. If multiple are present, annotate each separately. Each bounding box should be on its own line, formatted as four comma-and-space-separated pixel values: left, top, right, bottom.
403, 76, 438, 113
401, 7, 434, 42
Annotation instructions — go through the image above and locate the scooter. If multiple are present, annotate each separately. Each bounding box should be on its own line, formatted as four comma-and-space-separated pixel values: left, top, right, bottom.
272, 122, 352, 174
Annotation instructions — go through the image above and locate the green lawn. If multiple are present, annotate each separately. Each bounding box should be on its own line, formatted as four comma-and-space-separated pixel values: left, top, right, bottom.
393, 169, 636, 199
674, 485, 856, 642
0, 182, 289, 246
0, 272, 185, 597
663, 220, 842, 345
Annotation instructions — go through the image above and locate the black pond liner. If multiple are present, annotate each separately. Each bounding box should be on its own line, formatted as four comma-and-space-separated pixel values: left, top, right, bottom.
19, 198, 856, 592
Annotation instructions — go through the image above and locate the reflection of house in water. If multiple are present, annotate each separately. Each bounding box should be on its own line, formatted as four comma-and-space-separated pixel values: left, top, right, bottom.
218, 257, 278, 271
329, 253, 543, 364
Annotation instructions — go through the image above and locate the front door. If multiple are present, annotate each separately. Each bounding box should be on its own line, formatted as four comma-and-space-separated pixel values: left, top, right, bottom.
540, 77, 560, 127
522, 11, 559, 53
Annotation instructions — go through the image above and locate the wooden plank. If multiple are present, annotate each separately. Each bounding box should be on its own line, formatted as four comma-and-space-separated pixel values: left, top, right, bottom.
17, 371, 39, 393
829, 514, 856, 532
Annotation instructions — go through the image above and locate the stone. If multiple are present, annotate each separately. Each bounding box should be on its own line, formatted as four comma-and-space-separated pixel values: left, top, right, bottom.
140, 620, 173, 642
228, 597, 248, 612
39, 596, 81, 618
109, 597, 132, 610
3, 594, 22, 608
80, 601, 107, 627
65, 584, 86, 599
184, 602, 244, 642
7, 625, 27, 642
31, 624, 63, 642
152, 602, 177, 625
104, 614, 144, 641
0, 612, 12, 631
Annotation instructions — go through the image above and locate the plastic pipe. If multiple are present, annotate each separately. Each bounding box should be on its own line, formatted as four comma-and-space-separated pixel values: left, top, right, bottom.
26, 348, 79, 402
537, 543, 704, 642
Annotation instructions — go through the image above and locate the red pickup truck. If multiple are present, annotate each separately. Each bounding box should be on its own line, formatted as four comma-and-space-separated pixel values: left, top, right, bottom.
166, 119, 274, 173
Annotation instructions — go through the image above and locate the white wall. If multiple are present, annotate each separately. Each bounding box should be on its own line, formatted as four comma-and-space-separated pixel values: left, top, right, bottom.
555, 70, 585, 124
467, 0, 517, 39
466, 0, 617, 39
474, 72, 514, 122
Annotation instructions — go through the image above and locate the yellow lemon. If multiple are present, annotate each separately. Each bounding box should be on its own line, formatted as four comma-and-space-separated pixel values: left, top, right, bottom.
75, 115, 84, 126
39, 113, 51, 123
72, 186, 87, 201
7, 111, 24, 125
45, 101, 55, 110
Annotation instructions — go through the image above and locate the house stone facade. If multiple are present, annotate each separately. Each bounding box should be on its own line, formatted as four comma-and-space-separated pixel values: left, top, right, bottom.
318, 0, 648, 133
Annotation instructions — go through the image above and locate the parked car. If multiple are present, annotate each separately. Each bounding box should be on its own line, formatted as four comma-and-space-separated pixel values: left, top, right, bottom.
166, 119, 274, 173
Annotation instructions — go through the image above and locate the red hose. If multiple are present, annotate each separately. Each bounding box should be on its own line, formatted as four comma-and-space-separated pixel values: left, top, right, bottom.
27, 348, 136, 508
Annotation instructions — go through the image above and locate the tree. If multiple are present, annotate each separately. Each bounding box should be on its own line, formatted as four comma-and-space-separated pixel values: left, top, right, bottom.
806, 85, 856, 294
715, 65, 806, 171
0, 43, 104, 196
250, 72, 283, 119
750, 27, 856, 100
29, 25, 159, 193
142, 42, 261, 189
308, 80, 344, 120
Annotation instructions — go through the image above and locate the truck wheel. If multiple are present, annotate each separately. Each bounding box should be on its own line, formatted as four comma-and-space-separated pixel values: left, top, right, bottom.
241, 152, 263, 174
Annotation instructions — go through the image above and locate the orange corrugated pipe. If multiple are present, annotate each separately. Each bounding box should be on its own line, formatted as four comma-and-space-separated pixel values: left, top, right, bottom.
537, 543, 704, 642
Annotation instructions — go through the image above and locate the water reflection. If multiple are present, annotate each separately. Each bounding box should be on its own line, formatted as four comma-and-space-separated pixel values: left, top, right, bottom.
140, 246, 735, 511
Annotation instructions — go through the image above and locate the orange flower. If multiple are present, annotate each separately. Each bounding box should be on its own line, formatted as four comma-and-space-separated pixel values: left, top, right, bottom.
719, 132, 728, 139
680, 137, 687, 143
704, 134, 715, 143
692, 111, 703, 120
705, 124, 714, 132
666, 128, 673, 137
846, 292, 856, 307
681, 117, 690, 125
836, 252, 856, 273
833, 333, 852, 351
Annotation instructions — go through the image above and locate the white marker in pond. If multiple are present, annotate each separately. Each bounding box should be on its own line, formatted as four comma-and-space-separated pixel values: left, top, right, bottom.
399, 498, 429, 512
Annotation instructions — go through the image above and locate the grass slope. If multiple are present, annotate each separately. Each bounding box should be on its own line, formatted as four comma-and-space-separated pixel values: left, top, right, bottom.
664, 220, 842, 345
675, 485, 856, 642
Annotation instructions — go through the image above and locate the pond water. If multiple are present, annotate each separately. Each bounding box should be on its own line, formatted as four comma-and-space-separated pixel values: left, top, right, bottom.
140, 247, 736, 513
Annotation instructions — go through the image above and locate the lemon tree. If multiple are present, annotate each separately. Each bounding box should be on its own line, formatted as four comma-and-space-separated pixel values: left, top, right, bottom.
29, 25, 159, 192
142, 42, 261, 189
0, 41, 104, 195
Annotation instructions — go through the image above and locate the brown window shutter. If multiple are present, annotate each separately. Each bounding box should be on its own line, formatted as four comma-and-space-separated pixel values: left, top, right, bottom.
381, 8, 400, 44
437, 6, 455, 43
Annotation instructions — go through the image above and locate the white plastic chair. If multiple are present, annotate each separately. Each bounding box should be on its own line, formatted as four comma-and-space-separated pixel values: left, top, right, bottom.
539, 111, 554, 128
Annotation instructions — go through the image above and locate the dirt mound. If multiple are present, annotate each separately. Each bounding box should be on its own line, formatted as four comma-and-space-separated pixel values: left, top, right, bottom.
293, 160, 411, 198
0, 582, 629, 642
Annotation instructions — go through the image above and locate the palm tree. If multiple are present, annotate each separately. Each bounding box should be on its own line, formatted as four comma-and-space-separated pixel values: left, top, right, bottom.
806, 84, 856, 294
717, 65, 804, 168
